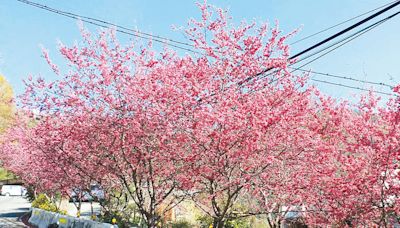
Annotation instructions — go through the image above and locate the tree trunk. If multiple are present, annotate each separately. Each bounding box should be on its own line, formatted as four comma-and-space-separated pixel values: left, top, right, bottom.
213, 218, 225, 228
90, 200, 94, 219
145, 213, 159, 228
77, 199, 82, 218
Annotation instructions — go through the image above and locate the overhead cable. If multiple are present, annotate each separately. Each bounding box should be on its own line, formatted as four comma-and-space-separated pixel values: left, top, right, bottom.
15, 0, 202, 54
237, 1, 400, 87
290, 0, 399, 45
293, 10, 400, 70
310, 78, 394, 96
245, 10, 400, 87
290, 0, 400, 59
15, 0, 398, 97
289, 68, 394, 89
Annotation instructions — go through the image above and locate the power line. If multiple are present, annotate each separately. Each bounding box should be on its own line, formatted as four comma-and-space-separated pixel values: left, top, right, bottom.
290, 0, 399, 45
17, 0, 400, 69
238, 0, 400, 87
17, 0, 195, 48
294, 10, 400, 69
15, 0, 399, 97
310, 78, 394, 96
289, 18, 399, 97
295, 18, 387, 65
293, 10, 400, 70
290, 0, 400, 60
289, 68, 394, 89
246, 9, 399, 97
246, 10, 400, 87
15, 0, 202, 54
288, 10, 400, 97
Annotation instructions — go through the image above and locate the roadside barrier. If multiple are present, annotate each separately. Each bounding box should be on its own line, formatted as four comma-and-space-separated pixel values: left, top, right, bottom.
55, 214, 74, 228
28, 208, 118, 228
28, 208, 55, 228
28, 208, 42, 226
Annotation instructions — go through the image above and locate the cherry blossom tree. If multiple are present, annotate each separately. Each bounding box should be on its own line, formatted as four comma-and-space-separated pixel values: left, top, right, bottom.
0, 115, 96, 214
170, 3, 320, 228
7, 2, 319, 227
295, 90, 400, 227
7, 2, 400, 228
17, 22, 197, 227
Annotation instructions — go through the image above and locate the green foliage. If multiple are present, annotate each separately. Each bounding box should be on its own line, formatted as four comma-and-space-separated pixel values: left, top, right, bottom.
0, 75, 14, 133
170, 220, 193, 228
31, 193, 66, 214
225, 217, 252, 228
0, 167, 15, 181
197, 215, 213, 227
100, 191, 142, 228
0, 75, 16, 182
31, 194, 57, 212
197, 214, 253, 228
100, 208, 142, 228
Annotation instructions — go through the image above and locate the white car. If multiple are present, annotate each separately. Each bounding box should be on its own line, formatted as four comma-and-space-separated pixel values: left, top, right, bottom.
0, 185, 27, 196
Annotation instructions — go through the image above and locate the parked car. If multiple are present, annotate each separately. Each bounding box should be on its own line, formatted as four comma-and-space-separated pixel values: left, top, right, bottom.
70, 184, 105, 202
70, 189, 92, 202
1, 185, 27, 196
90, 184, 105, 200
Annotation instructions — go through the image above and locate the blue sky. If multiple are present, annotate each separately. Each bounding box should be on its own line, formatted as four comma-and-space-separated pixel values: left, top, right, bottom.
1, 0, 399, 101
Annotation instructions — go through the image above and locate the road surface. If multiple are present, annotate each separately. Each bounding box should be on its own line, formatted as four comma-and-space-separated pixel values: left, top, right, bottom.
0, 195, 30, 227
0, 195, 102, 227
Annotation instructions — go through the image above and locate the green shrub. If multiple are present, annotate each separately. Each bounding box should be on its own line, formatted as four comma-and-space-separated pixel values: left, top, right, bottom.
0, 167, 16, 181
197, 215, 213, 228
171, 220, 193, 228
197, 214, 252, 228
31, 193, 66, 214
99, 190, 143, 227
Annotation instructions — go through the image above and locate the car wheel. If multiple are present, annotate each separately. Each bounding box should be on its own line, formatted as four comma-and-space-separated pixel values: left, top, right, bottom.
5, 193, 10, 197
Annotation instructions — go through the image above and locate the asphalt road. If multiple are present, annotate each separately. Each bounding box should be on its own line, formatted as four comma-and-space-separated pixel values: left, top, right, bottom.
0, 195, 30, 227
0, 196, 102, 227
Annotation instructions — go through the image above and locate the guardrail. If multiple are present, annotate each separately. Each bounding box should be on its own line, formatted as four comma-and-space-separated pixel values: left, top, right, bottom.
28, 208, 118, 228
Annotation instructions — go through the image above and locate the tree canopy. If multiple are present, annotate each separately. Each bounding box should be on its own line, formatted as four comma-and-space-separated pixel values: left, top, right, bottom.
1, 3, 400, 228
0, 75, 14, 132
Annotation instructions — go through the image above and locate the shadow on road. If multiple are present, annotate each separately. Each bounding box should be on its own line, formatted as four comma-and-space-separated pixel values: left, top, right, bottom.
0, 211, 26, 218
14, 207, 30, 211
